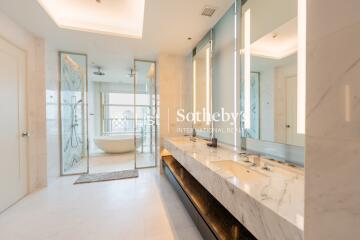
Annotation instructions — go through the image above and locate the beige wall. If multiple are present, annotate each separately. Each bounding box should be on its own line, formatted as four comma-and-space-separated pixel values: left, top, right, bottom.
305, 0, 360, 238
0, 11, 47, 191
158, 54, 192, 151
45, 44, 60, 178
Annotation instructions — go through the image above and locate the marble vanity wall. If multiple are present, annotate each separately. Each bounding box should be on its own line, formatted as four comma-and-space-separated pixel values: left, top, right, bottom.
305, 0, 360, 239
158, 54, 193, 147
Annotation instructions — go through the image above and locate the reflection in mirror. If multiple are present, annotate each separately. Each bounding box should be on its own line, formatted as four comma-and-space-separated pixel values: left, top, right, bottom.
193, 36, 212, 138
240, 0, 305, 147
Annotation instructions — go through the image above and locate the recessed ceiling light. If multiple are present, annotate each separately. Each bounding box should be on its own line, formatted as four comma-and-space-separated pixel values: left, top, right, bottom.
37, 0, 145, 39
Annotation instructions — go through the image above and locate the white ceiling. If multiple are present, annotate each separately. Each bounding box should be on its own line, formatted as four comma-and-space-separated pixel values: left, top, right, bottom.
0, 0, 233, 82
37, 0, 146, 39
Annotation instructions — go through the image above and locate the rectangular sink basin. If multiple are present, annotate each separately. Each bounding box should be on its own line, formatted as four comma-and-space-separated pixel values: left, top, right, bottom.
212, 160, 268, 181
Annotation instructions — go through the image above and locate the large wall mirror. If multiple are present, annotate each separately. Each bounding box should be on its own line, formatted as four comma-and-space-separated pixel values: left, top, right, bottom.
193, 32, 213, 138
240, 0, 305, 150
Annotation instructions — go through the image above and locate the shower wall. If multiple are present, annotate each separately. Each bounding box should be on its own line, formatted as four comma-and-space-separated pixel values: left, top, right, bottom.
59, 53, 88, 175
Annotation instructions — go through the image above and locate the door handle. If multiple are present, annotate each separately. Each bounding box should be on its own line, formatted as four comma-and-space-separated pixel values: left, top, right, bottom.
22, 132, 30, 137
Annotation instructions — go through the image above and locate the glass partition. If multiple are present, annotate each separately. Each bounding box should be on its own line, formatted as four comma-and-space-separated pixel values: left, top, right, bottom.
134, 60, 158, 168
92, 77, 136, 173
59, 52, 89, 175
88, 60, 157, 172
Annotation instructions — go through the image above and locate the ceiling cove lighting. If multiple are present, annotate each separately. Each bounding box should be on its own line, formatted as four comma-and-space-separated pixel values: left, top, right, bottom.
297, 0, 306, 134
239, 18, 298, 60
244, 9, 251, 130
37, 0, 145, 39
250, 18, 298, 60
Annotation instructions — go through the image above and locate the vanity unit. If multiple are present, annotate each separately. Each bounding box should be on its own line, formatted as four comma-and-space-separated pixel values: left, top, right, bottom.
164, 0, 305, 238
163, 137, 304, 240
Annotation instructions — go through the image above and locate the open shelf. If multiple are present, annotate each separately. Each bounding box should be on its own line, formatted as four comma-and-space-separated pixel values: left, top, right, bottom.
162, 155, 257, 240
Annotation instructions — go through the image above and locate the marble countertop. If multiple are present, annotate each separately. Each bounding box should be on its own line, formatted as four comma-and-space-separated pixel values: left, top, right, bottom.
163, 136, 304, 240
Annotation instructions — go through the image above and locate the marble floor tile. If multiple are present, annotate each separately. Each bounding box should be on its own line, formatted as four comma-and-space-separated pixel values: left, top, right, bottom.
0, 168, 202, 240
64, 152, 157, 174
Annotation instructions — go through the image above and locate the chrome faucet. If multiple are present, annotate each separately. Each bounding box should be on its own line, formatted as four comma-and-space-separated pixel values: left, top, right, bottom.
190, 128, 197, 142
241, 154, 261, 167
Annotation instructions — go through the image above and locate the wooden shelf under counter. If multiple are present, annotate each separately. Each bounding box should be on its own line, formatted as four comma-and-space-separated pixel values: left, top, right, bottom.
162, 155, 257, 240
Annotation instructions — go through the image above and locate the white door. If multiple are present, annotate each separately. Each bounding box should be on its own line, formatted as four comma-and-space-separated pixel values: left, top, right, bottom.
0, 37, 28, 213
286, 76, 305, 146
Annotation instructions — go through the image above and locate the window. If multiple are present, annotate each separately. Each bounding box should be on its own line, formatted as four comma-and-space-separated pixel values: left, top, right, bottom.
101, 92, 157, 136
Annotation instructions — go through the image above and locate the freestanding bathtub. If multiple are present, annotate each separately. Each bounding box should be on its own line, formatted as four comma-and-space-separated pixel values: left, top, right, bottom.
94, 135, 141, 154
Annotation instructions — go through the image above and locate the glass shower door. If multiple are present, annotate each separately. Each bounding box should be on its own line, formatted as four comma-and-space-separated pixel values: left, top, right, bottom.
59, 52, 89, 175
134, 60, 158, 168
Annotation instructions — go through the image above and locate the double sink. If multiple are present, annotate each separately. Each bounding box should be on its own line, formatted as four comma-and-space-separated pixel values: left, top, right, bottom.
209, 153, 303, 183
210, 153, 277, 180
212, 160, 269, 181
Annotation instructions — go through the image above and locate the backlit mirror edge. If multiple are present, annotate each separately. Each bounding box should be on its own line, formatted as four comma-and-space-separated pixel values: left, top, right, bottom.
192, 30, 213, 140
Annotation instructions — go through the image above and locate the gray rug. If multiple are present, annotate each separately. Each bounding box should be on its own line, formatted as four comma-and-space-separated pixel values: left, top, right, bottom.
74, 170, 138, 184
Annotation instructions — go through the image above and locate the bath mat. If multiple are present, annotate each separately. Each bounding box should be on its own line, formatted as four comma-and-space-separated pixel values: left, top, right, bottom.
74, 170, 138, 184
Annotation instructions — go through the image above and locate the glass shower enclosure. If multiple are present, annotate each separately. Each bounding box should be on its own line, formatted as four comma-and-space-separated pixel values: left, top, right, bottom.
97, 60, 158, 170
134, 60, 158, 168
59, 55, 158, 175
59, 52, 89, 176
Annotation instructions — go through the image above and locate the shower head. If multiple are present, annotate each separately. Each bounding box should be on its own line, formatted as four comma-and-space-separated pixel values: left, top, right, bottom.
93, 66, 105, 76
74, 99, 83, 107
128, 68, 135, 78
